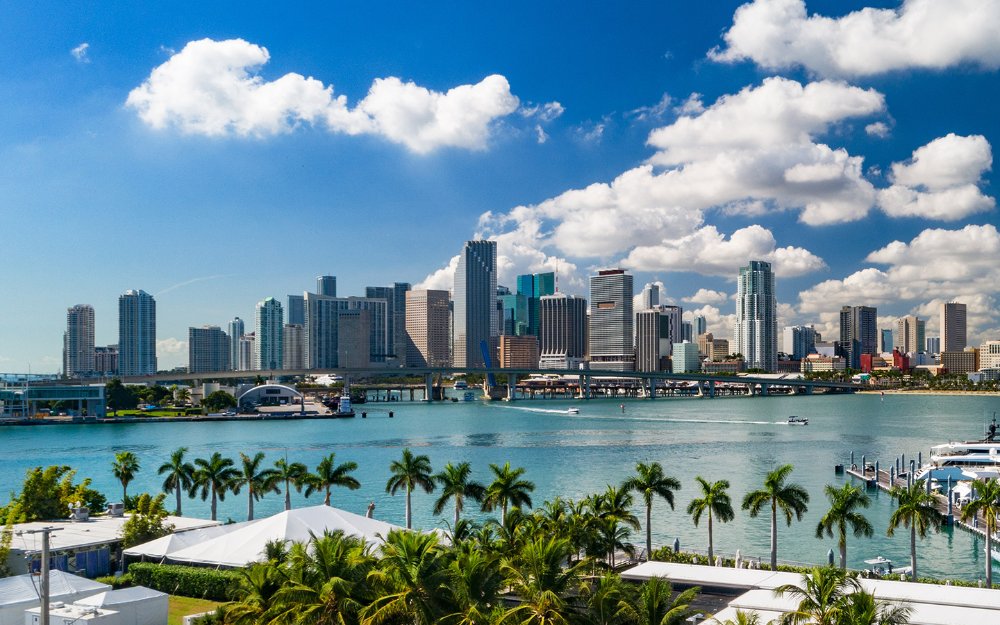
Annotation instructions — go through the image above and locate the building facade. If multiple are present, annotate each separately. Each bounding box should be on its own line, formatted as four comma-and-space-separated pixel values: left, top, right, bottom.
782, 325, 817, 361
941, 302, 967, 353
453, 240, 498, 368
365, 283, 411, 362
228, 317, 245, 371
283, 323, 305, 370
188, 326, 230, 373
405, 290, 451, 367
733, 261, 777, 372
926, 337, 941, 354
671, 341, 701, 373
286, 295, 305, 326
838, 306, 878, 370
878, 328, 894, 354
538, 294, 587, 369
498, 335, 540, 368
255, 297, 284, 370
981, 341, 1000, 371
64, 304, 96, 378
941, 350, 976, 374
635, 309, 667, 372
118, 289, 157, 376
516, 272, 555, 337
588, 269, 635, 371
896, 315, 926, 354
337, 310, 371, 368
316, 275, 337, 297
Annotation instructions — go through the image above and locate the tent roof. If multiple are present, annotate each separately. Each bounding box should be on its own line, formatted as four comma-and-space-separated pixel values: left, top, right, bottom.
165, 505, 406, 568
74, 586, 167, 607
0, 571, 109, 606
123, 521, 254, 559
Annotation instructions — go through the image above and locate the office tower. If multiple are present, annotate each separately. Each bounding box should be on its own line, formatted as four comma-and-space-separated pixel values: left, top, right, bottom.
516, 272, 555, 337
95, 345, 118, 376
538, 294, 587, 369
694, 315, 707, 337
635, 309, 669, 371
981, 341, 1000, 371
672, 341, 701, 373
733, 261, 777, 372
228, 317, 245, 371
255, 297, 284, 370
405, 290, 450, 367
118, 289, 157, 376
239, 334, 254, 371
499, 292, 529, 335
283, 324, 305, 369
896, 315, 926, 354
941, 302, 967, 352
316, 275, 337, 297
64, 304, 95, 378
188, 326, 230, 373
286, 295, 305, 326
589, 269, 635, 371
926, 336, 941, 354
304, 292, 348, 369
453, 240, 498, 368
366, 283, 411, 361
878, 328, 894, 354
499, 335, 539, 368
838, 306, 877, 369
682, 321, 693, 343
337, 310, 371, 368
345, 297, 389, 363
638, 283, 660, 311
659, 305, 683, 354
782, 325, 817, 360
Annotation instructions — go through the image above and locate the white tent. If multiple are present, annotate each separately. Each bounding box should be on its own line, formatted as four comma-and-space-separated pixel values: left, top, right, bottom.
0, 571, 109, 625
122, 521, 254, 561
164, 505, 406, 568
75, 586, 168, 625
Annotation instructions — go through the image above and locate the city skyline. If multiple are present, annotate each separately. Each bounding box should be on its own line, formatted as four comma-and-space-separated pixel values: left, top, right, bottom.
2, 1, 998, 372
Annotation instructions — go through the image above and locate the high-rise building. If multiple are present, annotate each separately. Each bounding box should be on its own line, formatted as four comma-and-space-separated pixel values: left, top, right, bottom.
538, 294, 587, 369
925, 336, 941, 354
228, 317, 245, 371
283, 324, 305, 370
682, 321, 693, 343
453, 240, 498, 368
515, 272, 555, 337
896, 316, 926, 354
941, 302, 967, 352
286, 295, 305, 326
672, 341, 701, 373
64, 304, 95, 378
304, 292, 348, 369
638, 283, 660, 311
316, 276, 337, 297
499, 292, 529, 335
635, 309, 669, 371
188, 326, 230, 373
733, 261, 777, 371
239, 334, 254, 371
589, 269, 634, 371
95, 345, 118, 376
659, 305, 683, 354
782, 325, 817, 360
365, 283, 411, 362
878, 328, 894, 354
693, 315, 707, 337
337, 310, 371, 368
499, 335, 539, 368
405, 290, 451, 367
255, 297, 284, 370
118, 289, 157, 376
838, 306, 878, 369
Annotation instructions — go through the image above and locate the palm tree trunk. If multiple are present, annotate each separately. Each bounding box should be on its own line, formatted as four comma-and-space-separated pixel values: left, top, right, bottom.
910, 523, 917, 580
406, 485, 412, 529
211, 487, 218, 521
123, 485, 128, 506
284, 479, 291, 510
175, 484, 182, 516
502, 500, 508, 526
248, 489, 254, 521
454, 501, 460, 528
987, 527, 993, 587
646, 504, 652, 561
707, 511, 714, 563
839, 524, 847, 570
324, 485, 331, 506
770, 500, 778, 571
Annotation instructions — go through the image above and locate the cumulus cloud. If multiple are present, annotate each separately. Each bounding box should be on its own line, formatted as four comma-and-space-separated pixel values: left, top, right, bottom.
627, 93, 673, 122
711, 0, 1000, 77
126, 38, 521, 153
865, 122, 890, 138
621, 225, 826, 278
520, 101, 564, 122
157, 337, 187, 355
684, 289, 730, 305
687, 305, 737, 341
71, 43, 90, 63
878, 134, 994, 220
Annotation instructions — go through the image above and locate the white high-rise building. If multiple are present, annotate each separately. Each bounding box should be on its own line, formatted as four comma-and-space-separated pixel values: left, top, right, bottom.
941, 302, 967, 353
638, 283, 659, 311
896, 316, 925, 354
283, 323, 305, 370
733, 261, 777, 371
255, 297, 284, 371
539, 294, 587, 369
453, 240, 498, 368
118, 289, 157, 376
589, 269, 634, 371
405, 290, 451, 367
228, 317, 245, 371
64, 304, 95, 378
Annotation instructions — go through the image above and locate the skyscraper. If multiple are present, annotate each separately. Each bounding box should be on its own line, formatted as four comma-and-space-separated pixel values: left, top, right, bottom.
941, 302, 967, 352
782, 325, 817, 360
405, 289, 451, 367
286, 295, 305, 326
733, 261, 777, 372
538, 294, 587, 369
693, 315, 707, 337
638, 283, 660, 311
283, 324, 305, 369
365, 283, 411, 361
896, 315, 926, 354
64, 304, 95, 378
304, 292, 348, 369
118, 289, 157, 376
589, 269, 634, 371
838, 305, 877, 369
453, 240, 498, 368
255, 297, 284, 371
515, 272, 555, 337
188, 326, 230, 373
878, 328, 894, 354
228, 317, 245, 371
635, 309, 671, 371
659, 305, 684, 355
316, 275, 337, 297
925, 336, 941, 354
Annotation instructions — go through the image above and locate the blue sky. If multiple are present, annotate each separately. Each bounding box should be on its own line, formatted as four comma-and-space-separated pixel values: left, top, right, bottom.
1, 0, 998, 372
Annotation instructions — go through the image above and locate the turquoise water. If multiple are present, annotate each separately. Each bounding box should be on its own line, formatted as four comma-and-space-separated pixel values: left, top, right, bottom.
2, 393, 998, 581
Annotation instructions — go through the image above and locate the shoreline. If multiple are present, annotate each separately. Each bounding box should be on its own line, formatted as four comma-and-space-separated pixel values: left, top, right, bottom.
859, 389, 1000, 397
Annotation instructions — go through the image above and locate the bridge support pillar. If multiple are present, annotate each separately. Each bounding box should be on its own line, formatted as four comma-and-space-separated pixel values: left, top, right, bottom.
507, 374, 516, 401
647, 378, 656, 399
708, 380, 716, 398
424, 374, 434, 402
760, 383, 770, 396
584, 375, 592, 400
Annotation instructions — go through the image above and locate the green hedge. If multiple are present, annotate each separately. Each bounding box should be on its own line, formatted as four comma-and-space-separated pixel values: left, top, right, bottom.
94, 573, 132, 588
127, 563, 241, 601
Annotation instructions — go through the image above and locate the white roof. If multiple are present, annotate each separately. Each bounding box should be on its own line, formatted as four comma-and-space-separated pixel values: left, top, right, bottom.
75, 586, 169, 625
11, 515, 219, 554
123, 521, 253, 560
165, 505, 406, 568
0, 571, 109, 607
74, 586, 167, 607
622, 561, 800, 590
709, 607, 784, 624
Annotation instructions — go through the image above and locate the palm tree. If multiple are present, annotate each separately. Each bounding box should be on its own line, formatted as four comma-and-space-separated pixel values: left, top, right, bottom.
112, 451, 140, 505
305, 453, 361, 506
839, 589, 913, 625
231, 452, 280, 521
622, 461, 681, 561
225, 562, 285, 625
886, 479, 942, 580
815, 483, 873, 570
615, 576, 699, 625
191, 452, 238, 521
362, 530, 449, 625
961, 478, 1000, 587
157, 447, 194, 515
501, 536, 584, 625
274, 457, 309, 511
591, 486, 641, 567
441, 548, 504, 625
174, 387, 191, 406
433, 462, 486, 527
710, 611, 764, 625
481, 462, 535, 525
686, 477, 735, 563
742, 464, 809, 571
774, 566, 861, 625
586, 573, 627, 625
385, 448, 435, 529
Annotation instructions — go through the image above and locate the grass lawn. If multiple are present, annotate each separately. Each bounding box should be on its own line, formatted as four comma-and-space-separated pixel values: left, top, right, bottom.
168, 596, 223, 625
111, 410, 200, 418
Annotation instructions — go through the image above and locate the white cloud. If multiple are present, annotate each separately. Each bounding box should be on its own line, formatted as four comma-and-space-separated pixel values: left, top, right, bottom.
621, 225, 826, 278
71, 43, 90, 63
126, 38, 521, 153
534, 125, 549, 144
687, 305, 737, 341
521, 101, 564, 122
628, 93, 673, 122
674, 93, 705, 116
865, 122, 890, 138
157, 337, 187, 355
711, 0, 1000, 77
684, 288, 730, 305
878, 134, 994, 220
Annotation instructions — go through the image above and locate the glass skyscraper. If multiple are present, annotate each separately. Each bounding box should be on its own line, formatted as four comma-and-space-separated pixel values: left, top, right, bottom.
453, 240, 497, 368
255, 297, 284, 371
588, 269, 634, 371
118, 289, 157, 376
733, 261, 777, 372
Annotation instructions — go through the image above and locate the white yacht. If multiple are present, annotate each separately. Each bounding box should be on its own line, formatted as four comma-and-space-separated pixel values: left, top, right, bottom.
914, 415, 1000, 482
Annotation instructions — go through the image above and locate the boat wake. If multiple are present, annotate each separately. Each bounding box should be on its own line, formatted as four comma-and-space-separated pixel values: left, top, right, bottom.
488, 406, 789, 425
489, 405, 579, 415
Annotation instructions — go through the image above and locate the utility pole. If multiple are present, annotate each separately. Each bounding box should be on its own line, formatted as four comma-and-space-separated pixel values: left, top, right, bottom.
17, 527, 62, 625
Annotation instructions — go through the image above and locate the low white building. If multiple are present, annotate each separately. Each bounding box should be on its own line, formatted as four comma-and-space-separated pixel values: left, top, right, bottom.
0, 572, 109, 625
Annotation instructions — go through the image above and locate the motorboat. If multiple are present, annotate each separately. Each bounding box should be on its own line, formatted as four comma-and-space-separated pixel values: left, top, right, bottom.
566, 407, 580, 415
864, 556, 911, 578
914, 414, 1000, 482
787, 415, 809, 425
